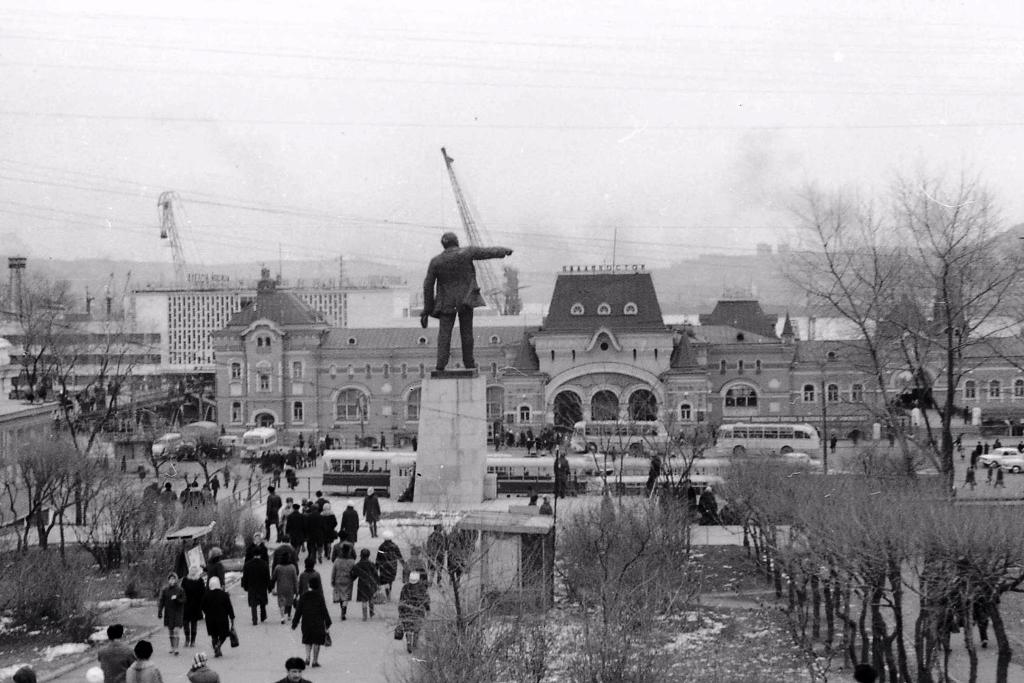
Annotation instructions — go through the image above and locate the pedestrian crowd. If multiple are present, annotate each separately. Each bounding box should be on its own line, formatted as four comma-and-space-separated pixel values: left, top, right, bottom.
82, 487, 439, 683
962, 438, 1017, 490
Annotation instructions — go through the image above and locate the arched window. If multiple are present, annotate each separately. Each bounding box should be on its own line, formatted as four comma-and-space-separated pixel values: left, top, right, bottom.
679, 403, 692, 421
489, 335, 501, 344
724, 385, 757, 408
486, 386, 504, 421
964, 380, 976, 399
827, 383, 839, 402
826, 350, 837, 361
737, 360, 745, 374
401, 363, 408, 378
851, 383, 864, 402
365, 364, 372, 379
347, 337, 357, 346
623, 302, 638, 315
490, 362, 498, 378
719, 359, 727, 374
570, 303, 585, 316
382, 363, 390, 379
292, 401, 304, 422
406, 387, 421, 421
1015, 379, 1024, 398
519, 405, 531, 423
346, 364, 354, 378
989, 380, 1001, 399
258, 372, 271, 392
755, 359, 762, 374
628, 389, 658, 421
803, 384, 816, 402
336, 388, 366, 422
597, 302, 611, 315
230, 362, 241, 380
554, 390, 583, 428
231, 402, 242, 423
418, 363, 425, 377
417, 336, 428, 346
591, 390, 619, 421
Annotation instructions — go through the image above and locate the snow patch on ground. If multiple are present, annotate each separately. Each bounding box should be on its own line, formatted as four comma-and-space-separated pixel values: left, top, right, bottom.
0, 664, 29, 680
0, 616, 14, 634
225, 571, 242, 583
664, 615, 727, 650
94, 598, 148, 611
89, 627, 110, 643
41, 643, 91, 661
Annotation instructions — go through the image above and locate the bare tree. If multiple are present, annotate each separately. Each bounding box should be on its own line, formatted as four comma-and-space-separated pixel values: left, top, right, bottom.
786, 172, 1024, 487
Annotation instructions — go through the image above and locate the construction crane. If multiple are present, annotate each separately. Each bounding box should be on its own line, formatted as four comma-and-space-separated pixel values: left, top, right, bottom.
441, 147, 504, 313
157, 191, 187, 284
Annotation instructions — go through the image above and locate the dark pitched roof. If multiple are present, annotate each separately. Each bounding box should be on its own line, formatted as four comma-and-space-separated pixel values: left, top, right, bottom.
222, 272, 324, 328
699, 300, 778, 339
542, 272, 665, 332
781, 312, 795, 338
692, 325, 775, 345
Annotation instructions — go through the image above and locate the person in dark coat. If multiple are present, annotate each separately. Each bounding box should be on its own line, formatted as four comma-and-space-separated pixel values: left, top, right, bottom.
291, 575, 332, 668
243, 532, 269, 564
420, 231, 513, 371
340, 500, 360, 544
397, 571, 430, 653
362, 489, 381, 538
272, 541, 299, 571
285, 504, 305, 552
350, 547, 380, 620
375, 531, 403, 600
158, 572, 186, 655
96, 624, 135, 683
265, 486, 283, 542
181, 565, 207, 648
302, 504, 323, 564
241, 554, 271, 625
199, 577, 234, 658
204, 548, 225, 590
298, 556, 321, 596
318, 503, 338, 563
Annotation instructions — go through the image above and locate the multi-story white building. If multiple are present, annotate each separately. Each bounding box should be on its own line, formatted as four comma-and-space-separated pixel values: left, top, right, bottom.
131, 274, 412, 372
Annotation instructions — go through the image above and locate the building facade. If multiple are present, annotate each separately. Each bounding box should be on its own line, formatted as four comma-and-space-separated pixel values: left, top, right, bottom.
212, 266, 1024, 447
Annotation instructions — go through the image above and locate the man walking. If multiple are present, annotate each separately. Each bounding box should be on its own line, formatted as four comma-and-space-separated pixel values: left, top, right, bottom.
420, 231, 513, 372
96, 624, 135, 683
265, 486, 282, 542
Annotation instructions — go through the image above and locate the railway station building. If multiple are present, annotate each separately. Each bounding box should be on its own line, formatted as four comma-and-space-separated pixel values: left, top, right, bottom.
212, 266, 1024, 447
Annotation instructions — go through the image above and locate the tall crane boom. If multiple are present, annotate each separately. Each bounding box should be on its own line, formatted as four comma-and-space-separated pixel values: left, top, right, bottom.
157, 191, 187, 284
441, 147, 504, 313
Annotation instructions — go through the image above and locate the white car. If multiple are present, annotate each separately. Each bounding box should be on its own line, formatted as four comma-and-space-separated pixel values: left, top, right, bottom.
978, 447, 1024, 470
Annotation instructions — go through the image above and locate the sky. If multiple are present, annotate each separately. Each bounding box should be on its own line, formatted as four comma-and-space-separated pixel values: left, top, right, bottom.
2, 0, 1024, 277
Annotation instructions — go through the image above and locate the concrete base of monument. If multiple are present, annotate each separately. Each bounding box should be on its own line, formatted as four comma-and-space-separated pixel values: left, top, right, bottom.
414, 370, 488, 507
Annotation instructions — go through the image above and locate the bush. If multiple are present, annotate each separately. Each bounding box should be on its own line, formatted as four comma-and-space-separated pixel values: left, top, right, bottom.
175, 499, 260, 558
124, 541, 179, 599
0, 550, 98, 639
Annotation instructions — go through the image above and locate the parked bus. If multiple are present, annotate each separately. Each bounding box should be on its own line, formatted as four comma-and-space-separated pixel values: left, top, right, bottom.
322, 450, 415, 497
241, 427, 278, 462
713, 423, 820, 457
569, 420, 668, 455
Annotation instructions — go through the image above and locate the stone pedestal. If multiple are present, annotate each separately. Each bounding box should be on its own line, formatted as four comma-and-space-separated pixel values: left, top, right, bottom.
413, 370, 487, 507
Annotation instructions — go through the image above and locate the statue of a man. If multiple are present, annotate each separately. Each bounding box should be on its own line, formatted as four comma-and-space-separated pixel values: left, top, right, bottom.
421, 232, 513, 372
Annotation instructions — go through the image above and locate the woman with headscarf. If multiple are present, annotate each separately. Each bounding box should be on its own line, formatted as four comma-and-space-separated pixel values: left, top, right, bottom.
319, 503, 338, 564
186, 653, 219, 683
398, 571, 430, 653
291, 574, 332, 668
349, 547, 380, 621
199, 577, 235, 658
330, 541, 356, 620
204, 547, 226, 589
181, 565, 207, 648
375, 531, 403, 600
157, 572, 186, 655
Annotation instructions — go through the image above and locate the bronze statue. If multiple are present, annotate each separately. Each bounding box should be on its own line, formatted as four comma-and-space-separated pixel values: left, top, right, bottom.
421, 232, 513, 372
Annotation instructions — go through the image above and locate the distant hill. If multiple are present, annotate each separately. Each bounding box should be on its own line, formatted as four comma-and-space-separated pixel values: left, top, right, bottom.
0, 251, 805, 316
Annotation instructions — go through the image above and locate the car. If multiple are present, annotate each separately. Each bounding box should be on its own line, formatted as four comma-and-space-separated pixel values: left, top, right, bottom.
978, 447, 1023, 469
996, 453, 1024, 473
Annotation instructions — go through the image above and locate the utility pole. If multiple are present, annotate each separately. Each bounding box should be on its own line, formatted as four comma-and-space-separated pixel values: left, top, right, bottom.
820, 372, 829, 475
